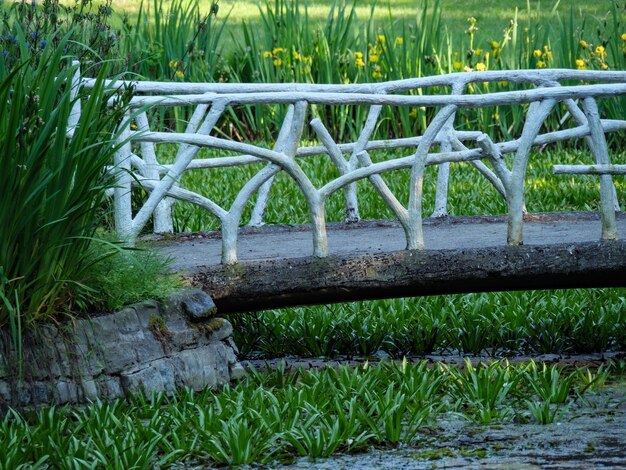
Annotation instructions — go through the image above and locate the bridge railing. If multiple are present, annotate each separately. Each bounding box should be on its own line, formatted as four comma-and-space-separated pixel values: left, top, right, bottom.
78, 68, 626, 264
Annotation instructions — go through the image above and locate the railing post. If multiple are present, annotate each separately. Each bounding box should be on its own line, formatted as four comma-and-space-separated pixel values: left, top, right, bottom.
114, 113, 134, 241
582, 97, 618, 240
507, 99, 555, 245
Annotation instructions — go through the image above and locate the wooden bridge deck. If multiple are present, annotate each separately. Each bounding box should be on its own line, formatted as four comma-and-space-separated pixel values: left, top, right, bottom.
152, 212, 626, 313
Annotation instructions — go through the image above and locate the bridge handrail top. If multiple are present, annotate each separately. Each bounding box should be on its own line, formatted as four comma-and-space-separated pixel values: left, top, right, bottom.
119, 82, 626, 109
80, 68, 626, 94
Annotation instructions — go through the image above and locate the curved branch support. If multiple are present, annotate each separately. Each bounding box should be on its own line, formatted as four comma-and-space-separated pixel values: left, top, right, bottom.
133, 177, 227, 220
129, 100, 227, 240
508, 99, 556, 245
582, 97, 618, 240
222, 101, 326, 263
357, 151, 412, 245
450, 135, 507, 200
476, 133, 511, 194
248, 104, 300, 227
136, 112, 174, 233
342, 105, 384, 223
311, 117, 359, 224
407, 104, 459, 250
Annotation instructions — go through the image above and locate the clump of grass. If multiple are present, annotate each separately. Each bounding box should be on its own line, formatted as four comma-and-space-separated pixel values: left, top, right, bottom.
0, 360, 615, 467
86, 244, 184, 313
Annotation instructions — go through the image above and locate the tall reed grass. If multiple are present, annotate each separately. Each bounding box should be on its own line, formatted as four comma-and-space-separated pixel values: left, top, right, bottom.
0, 29, 128, 340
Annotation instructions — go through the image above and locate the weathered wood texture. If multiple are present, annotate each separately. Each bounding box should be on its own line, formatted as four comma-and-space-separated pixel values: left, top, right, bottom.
191, 240, 626, 313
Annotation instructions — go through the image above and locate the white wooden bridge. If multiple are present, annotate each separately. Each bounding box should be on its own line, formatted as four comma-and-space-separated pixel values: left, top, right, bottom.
75, 67, 626, 311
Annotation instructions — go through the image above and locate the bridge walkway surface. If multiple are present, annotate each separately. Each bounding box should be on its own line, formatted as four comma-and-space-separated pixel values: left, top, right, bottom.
152, 212, 626, 313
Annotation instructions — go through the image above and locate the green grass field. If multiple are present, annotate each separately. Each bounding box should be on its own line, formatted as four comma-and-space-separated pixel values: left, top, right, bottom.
108, 0, 610, 28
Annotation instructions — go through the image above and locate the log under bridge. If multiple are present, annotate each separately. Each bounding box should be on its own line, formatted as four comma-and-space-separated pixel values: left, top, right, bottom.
156, 212, 626, 313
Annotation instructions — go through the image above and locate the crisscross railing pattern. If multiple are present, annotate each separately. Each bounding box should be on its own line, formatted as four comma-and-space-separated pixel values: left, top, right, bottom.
80, 69, 626, 264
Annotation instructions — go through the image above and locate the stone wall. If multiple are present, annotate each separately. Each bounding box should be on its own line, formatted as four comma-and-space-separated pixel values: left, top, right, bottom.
0, 289, 244, 406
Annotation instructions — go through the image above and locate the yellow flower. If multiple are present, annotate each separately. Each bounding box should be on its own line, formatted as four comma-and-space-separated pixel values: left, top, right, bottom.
492, 113, 500, 121
355, 58, 365, 68
543, 51, 552, 60
475, 62, 486, 71
475, 48, 483, 56
575, 59, 586, 69
369, 54, 379, 63
273, 58, 283, 66
595, 45, 606, 56
453, 61, 463, 71
377, 34, 386, 43
371, 65, 382, 79
622, 33, 626, 41
498, 81, 508, 87
168, 60, 178, 68
580, 40, 588, 49
408, 108, 418, 118
293, 51, 301, 61
130, 123, 138, 130
484, 52, 490, 60
533, 49, 542, 57
272, 47, 285, 54
175, 70, 184, 78
263, 51, 272, 58
355, 51, 363, 59
536, 60, 546, 69
490, 40, 499, 50
395, 37, 404, 45
601, 63, 609, 70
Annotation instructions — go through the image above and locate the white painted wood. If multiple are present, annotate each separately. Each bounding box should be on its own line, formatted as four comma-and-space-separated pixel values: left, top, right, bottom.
582, 97, 618, 240
72, 67, 626, 262
554, 165, 626, 175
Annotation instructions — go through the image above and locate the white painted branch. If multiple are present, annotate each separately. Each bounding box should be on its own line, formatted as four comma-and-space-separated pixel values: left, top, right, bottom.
344, 106, 385, 223
407, 105, 459, 249
136, 112, 174, 233
249, 104, 299, 227
83, 69, 626, 95
67, 61, 81, 138
508, 99, 556, 245
449, 135, 507, 200
310, 117, 359, 223
129, 100, 227, 239
357, 151, 410, 228
553, 164, 626, 175
123, 83, 626, 110
432, 81, 464, 218
113, 113, 133, 241
133, 177, 227, 220
562, 97, 621, 212
476, 133, 511, 194
582, 97, 618, 240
